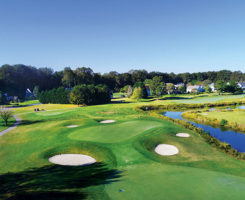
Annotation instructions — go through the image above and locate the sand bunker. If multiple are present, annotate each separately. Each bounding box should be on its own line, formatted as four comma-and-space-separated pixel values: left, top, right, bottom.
67, 125, 79, 128
155, 144, 179, 156
100, 120, 115, 124
49, 154, 96, 166
176, 133, 190, 137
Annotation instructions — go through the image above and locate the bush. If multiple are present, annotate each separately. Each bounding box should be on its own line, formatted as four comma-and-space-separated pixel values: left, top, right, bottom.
220, 119, 228, 126
39, 87, 70, 104
69, 84, 111, 105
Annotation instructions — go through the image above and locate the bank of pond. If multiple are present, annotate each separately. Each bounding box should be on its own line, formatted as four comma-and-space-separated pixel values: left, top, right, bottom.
163, 106, 245, 153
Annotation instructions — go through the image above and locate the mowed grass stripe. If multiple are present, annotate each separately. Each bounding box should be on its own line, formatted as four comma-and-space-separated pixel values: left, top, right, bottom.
69, 120, 163, 143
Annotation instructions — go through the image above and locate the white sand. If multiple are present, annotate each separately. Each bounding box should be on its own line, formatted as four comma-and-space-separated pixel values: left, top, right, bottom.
155, 144, 179, 156
67, 125, 79, 128
49, 154, 96, 166
100, 120, 115, 124
176, 133, 190, 138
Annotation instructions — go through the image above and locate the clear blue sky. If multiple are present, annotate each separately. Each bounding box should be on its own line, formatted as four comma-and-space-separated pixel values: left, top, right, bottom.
0, 0, 245, 73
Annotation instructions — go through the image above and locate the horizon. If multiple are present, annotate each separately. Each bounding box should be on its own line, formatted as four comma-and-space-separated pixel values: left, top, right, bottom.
1, 0, 245, 73
1, 63, 245, 75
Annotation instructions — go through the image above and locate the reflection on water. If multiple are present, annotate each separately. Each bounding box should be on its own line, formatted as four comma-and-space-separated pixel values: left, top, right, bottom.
209, 105, 245, 111
164, 110, 245, 153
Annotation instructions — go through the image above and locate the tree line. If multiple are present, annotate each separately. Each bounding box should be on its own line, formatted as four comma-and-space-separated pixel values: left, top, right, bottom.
0, 64, 245, 101
39, 84, 111, 105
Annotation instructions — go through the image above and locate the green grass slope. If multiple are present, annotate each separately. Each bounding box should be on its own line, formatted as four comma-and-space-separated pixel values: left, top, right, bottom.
1, 100, 245, 199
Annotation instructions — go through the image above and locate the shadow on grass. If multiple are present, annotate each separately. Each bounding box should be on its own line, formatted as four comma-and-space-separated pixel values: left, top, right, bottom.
160, 97, 192, 100
0, 163, 122, 200
111, 100, 132, 104
18, 119, 47, 126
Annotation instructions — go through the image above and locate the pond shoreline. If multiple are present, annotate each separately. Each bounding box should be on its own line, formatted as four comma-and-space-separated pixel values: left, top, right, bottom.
138, 104, 245, 160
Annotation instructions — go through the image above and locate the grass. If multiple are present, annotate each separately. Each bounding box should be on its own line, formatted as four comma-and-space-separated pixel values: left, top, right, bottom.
0, 117, 16, 132
112, 93, 245, 105
4, 100, 40, 107
204, 110, 245, 125
198, 110, 245, 131
1, 95, 245, 199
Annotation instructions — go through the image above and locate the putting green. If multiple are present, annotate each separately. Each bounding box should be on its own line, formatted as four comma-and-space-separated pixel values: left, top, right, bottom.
69, 120, 163, 143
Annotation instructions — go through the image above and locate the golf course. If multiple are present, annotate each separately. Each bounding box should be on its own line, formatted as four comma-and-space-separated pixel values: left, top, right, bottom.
1, 94, 245, 199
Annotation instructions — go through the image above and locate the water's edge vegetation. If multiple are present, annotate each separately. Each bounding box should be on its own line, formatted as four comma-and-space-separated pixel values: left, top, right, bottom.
138, 101, 245, 160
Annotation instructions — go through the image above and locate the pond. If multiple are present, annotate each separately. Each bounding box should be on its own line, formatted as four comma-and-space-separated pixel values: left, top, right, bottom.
208, 105, 245, 111
164, 109, 245, 153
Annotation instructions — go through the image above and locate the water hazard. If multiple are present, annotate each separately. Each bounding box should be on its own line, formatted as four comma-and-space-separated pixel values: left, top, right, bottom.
164, 108, 245, 153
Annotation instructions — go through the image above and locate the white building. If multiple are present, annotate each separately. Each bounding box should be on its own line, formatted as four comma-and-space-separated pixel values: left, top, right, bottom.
186, 85, 204, 93
209, 83, 217, 92
237, 82, 245, 92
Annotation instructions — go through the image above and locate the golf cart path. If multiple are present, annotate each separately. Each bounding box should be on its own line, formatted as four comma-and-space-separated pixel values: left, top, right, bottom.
0, 115, 22, 136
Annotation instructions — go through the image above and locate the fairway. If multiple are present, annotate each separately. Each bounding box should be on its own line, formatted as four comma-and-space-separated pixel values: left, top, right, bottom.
2, 1, 245, 198
105, 163, 245, 200
69, 120, 163, 143
1, 101, 245, 199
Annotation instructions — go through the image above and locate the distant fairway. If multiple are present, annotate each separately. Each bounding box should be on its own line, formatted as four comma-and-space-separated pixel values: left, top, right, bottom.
166, 94, 245, 104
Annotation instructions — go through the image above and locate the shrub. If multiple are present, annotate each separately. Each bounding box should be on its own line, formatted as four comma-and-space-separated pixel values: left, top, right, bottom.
69, 84, 110, 105
39, 87, 70, 104
220, 119, 228, 126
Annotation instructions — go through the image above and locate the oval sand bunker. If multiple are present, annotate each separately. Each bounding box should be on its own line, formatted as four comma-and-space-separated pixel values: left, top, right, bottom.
49, 154, 96, 166
155, 144, 179, 156
100, 120, 115, 124
176, 133, 190, 137
67, 125, 78, 128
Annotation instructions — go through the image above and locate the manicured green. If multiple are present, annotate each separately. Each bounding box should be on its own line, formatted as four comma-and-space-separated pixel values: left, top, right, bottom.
1, 98, 245, 199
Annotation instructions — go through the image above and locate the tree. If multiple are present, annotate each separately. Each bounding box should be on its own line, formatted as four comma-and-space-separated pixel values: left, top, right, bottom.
120, 85, 129, 93
205, 86, 212, 93
69, 84, 110, 105
133, 82, 148, 98
178, 86, 186, 94
0, 91, 7, 105
74, 67, 94, 85
203, 79, 212, 86
33, 86, 39, 98
131, 87, 143, 101
216, 80, 226, 93
38, 87, 69, 104
224, 80, 242, 94
62, 67, 75, 87
0, 107, 13, 126
69, 85, 90, 105
126, 85, 133, 97
149, 76, 166, 97
166, 83, 175, 94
